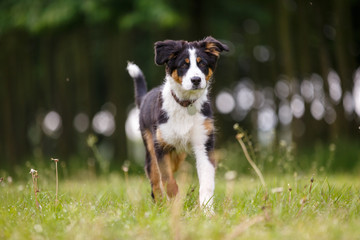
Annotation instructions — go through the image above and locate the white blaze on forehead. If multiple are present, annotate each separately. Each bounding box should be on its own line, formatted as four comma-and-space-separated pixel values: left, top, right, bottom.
181, 48, 207, 90
189, 48, 198, 68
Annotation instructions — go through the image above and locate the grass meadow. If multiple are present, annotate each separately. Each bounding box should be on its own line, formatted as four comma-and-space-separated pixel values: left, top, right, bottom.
1, 135, 360, 240
1, 169, 360, 239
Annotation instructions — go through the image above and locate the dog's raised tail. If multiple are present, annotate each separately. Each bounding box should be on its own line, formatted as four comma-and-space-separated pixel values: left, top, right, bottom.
127, 62, 147, 108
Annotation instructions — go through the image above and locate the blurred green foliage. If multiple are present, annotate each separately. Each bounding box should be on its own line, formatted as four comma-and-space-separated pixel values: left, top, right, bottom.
0, 0, 182, 34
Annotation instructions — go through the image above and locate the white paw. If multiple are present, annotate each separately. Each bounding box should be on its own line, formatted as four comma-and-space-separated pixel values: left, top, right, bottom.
199, 190, 214, 215
202, 205, 215, 217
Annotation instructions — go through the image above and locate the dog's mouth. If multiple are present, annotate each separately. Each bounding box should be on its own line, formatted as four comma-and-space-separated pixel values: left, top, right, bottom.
191, 85, 203, 90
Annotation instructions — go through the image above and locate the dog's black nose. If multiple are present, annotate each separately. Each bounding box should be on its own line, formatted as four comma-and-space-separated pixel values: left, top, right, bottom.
191, 77, 201, 86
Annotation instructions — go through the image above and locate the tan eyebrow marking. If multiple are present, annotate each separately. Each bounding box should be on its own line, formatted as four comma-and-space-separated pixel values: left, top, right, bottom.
185, 58, 190, 64
171, 69, 182, 84
196, 57, 201, 63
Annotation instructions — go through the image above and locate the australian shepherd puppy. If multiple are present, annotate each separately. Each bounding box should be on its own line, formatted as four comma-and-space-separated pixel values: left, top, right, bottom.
127, 36, 228, 210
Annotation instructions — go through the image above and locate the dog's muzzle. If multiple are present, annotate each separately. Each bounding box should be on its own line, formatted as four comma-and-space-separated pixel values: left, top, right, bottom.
191, 77, 201, 89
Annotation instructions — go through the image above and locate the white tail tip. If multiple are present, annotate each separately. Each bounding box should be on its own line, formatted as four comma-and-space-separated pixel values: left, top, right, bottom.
127, 62, 142, 78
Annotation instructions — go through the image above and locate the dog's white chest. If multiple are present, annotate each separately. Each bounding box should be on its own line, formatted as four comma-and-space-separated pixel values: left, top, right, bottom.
159, 107, 203, 151
158, 79, 209, 151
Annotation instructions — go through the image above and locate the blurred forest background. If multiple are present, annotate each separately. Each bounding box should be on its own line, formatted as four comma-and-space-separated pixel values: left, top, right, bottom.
1, 0, 360, 174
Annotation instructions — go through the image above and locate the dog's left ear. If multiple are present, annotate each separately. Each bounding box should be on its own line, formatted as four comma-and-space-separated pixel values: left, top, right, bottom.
200, 36, 229, 57
154, 40, 184, 65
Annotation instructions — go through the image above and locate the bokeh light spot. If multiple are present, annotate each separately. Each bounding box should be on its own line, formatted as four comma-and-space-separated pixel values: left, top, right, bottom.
42, 111, 62, 138
216, 91, 235, 114
258, 107, 278, 132
279, 101, 293, 125
253, 45, 271, 62
275, 79, 290, 99
92, 110, 116, 136
291, 95, 305, 118
327, 70, 342, 104
311, 99, 325, 120
236, 83, 255, 111
74, 113, 89, 133
300, 79, 314, 103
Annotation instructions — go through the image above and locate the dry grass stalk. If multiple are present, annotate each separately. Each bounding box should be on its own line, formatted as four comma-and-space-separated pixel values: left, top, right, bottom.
288, 183, 292, 204
309, 175, 314, 195
297, 176, 314, 216
29, 169, 40, 209
297, 196, 307, 217
51, 158, 59, 204
233, 124, 266, 189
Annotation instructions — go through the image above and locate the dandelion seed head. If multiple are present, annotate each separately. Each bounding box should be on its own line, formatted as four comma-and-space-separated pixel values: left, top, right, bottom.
271, 187, 284, 193
7, 176, 12, 183
34, 224, 43, 233
225, 171, 237, 181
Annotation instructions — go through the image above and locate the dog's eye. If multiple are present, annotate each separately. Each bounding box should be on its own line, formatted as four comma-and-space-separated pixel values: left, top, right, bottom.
198, 61, 206, 68
180, 63, 189, 69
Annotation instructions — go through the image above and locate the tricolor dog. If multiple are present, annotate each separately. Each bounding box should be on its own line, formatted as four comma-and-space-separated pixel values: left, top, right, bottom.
127, 36, 228, 210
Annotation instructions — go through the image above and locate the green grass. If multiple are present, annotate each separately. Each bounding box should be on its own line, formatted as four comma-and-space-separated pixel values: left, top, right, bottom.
1, 171, 359, 240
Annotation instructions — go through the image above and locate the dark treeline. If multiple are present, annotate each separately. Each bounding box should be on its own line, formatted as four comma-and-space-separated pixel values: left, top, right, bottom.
0, 0, 359, 169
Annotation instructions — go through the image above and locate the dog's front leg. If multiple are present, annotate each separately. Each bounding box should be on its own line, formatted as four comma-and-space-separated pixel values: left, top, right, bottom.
192, 134, 216, 211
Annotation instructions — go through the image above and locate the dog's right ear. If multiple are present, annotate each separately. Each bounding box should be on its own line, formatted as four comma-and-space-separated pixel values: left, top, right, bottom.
154, 40, 184, 65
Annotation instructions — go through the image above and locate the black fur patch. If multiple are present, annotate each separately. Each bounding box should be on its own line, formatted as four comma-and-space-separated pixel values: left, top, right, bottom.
154, 142, 165, 161
158, 110, 169, 124
157, 95, 169, 124
205, 133, 215, 153
139, 87, 165, 132
201, 101, 213, 118
154, 138, 175, 163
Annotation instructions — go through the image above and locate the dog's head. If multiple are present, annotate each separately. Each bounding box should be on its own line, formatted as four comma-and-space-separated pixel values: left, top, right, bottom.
154, 36, 229, 91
